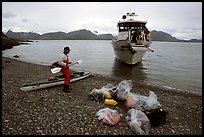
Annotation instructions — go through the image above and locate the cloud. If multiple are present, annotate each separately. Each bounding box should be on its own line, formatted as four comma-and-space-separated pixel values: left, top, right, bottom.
21, 18, 28, 23
2, 11, 16, 18
79, 20, 117, 34
2, 2, 202, 40
172, 27, 202, 40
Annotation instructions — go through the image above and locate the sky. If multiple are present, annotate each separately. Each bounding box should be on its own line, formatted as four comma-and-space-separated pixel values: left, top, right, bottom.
2, 2, 202, 40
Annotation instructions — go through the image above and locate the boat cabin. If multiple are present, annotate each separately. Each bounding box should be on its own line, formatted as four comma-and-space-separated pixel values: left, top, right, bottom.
116, 12, 150, 43
118, 21, 146, 32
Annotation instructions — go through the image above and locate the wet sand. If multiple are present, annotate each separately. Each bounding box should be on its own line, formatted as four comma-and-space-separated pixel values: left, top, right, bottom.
2, 57, 202, 135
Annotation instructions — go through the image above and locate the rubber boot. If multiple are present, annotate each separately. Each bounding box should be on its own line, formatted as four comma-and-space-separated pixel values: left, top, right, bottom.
63, 85, 71, 93
67, 85, 72, 90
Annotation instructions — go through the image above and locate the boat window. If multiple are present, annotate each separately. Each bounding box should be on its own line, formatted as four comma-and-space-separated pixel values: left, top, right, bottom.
118, 22, 146, 32
119, 26, 129, 32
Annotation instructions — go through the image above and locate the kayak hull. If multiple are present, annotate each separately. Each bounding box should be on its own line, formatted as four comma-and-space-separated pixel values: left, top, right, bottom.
20, 71, 91, 92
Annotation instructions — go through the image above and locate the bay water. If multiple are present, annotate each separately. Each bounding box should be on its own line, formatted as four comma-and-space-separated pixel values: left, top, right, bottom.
2, 40, 202, 94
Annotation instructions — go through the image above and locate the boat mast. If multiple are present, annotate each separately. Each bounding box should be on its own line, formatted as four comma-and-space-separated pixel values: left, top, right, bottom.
126, 9, 138, 20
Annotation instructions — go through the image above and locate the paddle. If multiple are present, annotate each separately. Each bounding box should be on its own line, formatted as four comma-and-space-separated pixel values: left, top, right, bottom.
51, 60, 82, 74
146, 47, 154, 52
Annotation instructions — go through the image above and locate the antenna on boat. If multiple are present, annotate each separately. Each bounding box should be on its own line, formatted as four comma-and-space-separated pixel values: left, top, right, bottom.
122, 9, 138, 20
126, 9, 138, 20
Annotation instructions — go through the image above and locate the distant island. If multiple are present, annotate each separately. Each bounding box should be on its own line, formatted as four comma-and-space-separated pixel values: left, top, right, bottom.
150, 30, 202, 43
2, 29, 202, 50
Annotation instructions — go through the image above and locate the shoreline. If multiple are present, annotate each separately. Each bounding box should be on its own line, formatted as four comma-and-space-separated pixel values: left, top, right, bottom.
3, 56, 202, 97
2, 56, 202, 135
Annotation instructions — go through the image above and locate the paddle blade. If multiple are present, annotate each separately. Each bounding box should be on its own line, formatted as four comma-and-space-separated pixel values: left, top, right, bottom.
77, 60, 82, 64
51, 67, 62, 74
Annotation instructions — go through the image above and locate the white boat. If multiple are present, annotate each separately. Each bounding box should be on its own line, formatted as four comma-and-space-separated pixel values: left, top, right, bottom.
111, 12, 153, 65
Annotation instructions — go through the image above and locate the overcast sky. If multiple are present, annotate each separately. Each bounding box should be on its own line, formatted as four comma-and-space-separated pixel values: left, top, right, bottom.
2, 2, 202, 40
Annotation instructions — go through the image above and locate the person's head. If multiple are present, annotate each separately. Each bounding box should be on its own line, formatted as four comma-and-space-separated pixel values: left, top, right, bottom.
63, 46, 70, 55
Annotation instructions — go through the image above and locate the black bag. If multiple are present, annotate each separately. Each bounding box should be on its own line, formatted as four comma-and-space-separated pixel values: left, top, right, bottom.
144, 108, 167, 127
50, 61, 61, 68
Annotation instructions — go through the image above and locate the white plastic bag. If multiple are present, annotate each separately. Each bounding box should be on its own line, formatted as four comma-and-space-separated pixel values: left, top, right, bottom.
89, 88, 104, 101
116, 80, 133, 101
100, 84, 117, 99
130, 91, 161, 111
96, 108, 121, 126
146, 91, 161, 109
101, 84, 116, 93
125, 108, 150, 135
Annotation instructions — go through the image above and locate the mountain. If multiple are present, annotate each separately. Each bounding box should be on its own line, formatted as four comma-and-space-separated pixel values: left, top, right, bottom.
5, 29, 202, 42
178, 39, 202, 43
98, 34, 114, 40
5, 29, 114, 40
6, 30, 40, 40
2, 32, 8, 38
66, 29, 98, 40
151, 30, 202, 43
40, 31, 67, 40
151, 30, 178, 42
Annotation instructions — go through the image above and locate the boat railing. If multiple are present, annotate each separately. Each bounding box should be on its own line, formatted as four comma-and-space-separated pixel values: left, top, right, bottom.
117, 32, 128, 40
128, 29, 152, 45
116, 29, 151, 45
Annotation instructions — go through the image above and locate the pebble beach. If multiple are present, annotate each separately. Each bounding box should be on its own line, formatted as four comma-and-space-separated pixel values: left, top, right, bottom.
2, 56, 202, 135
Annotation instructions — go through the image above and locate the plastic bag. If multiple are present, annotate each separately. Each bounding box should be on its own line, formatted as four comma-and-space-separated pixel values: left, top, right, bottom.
101, 84, 118, 99
101, 84, 116, 92
89, 84, 117, 101
124, 96, 144, 110
125, 108, 150, 135
96, 108, 121, 126
125, 96, 136, 108
116, 80, 133, 101
130, 91, 161, 111
89, 88, 104, 101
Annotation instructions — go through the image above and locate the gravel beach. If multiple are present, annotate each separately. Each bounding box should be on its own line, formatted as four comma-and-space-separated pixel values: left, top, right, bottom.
2, 57, 202, 135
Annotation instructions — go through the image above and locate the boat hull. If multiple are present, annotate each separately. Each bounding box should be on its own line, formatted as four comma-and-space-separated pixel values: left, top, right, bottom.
20, 71, 91, 92
111, 40, 151, 64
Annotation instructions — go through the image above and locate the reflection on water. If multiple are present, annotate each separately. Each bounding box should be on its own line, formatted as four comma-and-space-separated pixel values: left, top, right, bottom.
111, 58, 147, 82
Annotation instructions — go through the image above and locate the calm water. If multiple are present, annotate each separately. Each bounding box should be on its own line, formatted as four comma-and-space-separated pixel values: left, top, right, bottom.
2, 40, 202, 94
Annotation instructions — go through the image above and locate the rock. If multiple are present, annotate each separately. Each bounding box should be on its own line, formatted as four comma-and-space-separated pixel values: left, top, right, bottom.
13, 55, 20, 58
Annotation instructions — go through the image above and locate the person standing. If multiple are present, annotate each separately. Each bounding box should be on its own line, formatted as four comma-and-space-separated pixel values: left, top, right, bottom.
144, 26, 151, 41
57, 46, 72, 92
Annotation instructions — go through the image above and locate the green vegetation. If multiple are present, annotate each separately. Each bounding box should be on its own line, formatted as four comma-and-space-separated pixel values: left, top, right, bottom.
2, 32, 21, 50
2, 38, 21, 50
